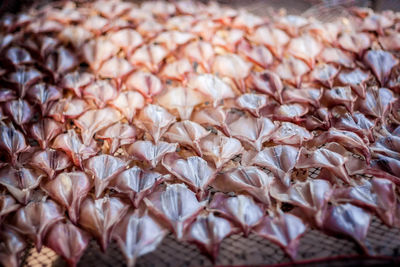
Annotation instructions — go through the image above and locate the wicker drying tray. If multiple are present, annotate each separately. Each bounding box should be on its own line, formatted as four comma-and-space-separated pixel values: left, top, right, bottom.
2, 1, 400, 267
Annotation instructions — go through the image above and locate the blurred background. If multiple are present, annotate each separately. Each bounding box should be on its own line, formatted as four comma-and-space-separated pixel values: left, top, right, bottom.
1, 0, 400, 16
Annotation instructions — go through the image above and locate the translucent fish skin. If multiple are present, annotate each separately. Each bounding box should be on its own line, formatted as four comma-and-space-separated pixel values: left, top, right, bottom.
188, 74, 236, 107
144, 183, 205, 240
109, 166, 166, 208
47, 98, 89, 123
184, 212, 237, 260
96, 123, 136, 154
125, 71, 164, 99
113, 210, 168, 267
271, 122, 312, 146
310, 64, 339, 88
108, 28, 143, 53
83, 80, 118, 108
4, 99, 33, 128
209, 193, 263, 236
212, 54, 251, 91
245, 145, 299, 187
249, 26, 289, 58
0, 194, 20, 223
320, 47, 355, 68
337, 68, 369, 98
129, 44, 168, 72
370, 154, 400, 180
0, 227, 26, 267
305, 107, 331, 131
237, 40, 273, 69
60, 71, 94, 98
275, 56, 310, 87
271, 179, 333, 227
156, 86, 205, 120
282, 87, 322, 108
322, 203, 371, 253
248, 71, 283, 103
83, 38, 119, 71
213, 166, 273, 205
27, 83, 62, 116
44, 46, 78, 81
191, 107, 229, 135
45, 221, 90, 267
0, 166, 44, 204
287, 34, 322, 68
338, 32, 371, 55
0, 124, 28, 165
332, 108, 375, 142
164, 120, 210, 155
10, 198, 64, 252
110, 91, 145, 123
79, 196, 129, 251
228, 115, 277, 151
29, 118, 64, 150
97, 57, 133, 79
84, 154, 127, 198
160, 59, 192, 82
357, 87, 396, 123
333, 178, 396, 226
272, 103, 309, 123
7, 67, 42, 98
324, 86, 356, 113
379, 31, 400, 51
5, 46, 33, 66
236, 93, 268, 117
136, 104, 176, 143
74, 108, 122, 146
254, 212, 307, 259
363, 50, 398, 86
52, 130, 98, 167
311, 128, 371, 164
126, 140, 177, 168
183, 41, 214, 72
41, 172, 91, 224
30, 149, 71, 179
199, 132, 243, 169
162, 153, 215, 197
296, 145, 351, 184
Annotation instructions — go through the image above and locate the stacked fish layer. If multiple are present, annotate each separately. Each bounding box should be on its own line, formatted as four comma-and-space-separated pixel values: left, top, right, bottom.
0, 0, 400, 266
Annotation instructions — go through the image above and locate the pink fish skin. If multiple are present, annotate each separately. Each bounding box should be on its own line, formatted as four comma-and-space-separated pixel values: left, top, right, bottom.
0, 193, 20, 223
322, 203, 371, 253
184, 212, 238, 261
84, 154, 127, 198
254, 212, 307, 259
0, 227, 27, 267
10, 198, 64, 252
209, 193, 263, 236
0, 124, 28, 165
109, 166, 166, 208
30, 149, 71, 179
112, 209, 168, 267
45, 221, 91, 267
162, 153, 215, 199
41, 171, 91, 224
78, 196, 129, 251
144, 183, 205, 240
126, 140, 177, 169
363, 50, 398, 86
